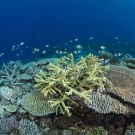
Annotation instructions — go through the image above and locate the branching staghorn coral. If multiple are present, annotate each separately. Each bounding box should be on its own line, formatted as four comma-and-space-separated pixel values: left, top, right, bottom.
34, 53, 109, 116
0, 61, 22, 87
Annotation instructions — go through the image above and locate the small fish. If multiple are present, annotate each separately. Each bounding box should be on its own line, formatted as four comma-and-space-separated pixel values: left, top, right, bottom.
41, 50, 46, 57
101, 59, 110, 65
76, 44, 82, 49
20, 42, 24, 45
34, 48, 40, 52
100, 46, 106, 49
17, 53, 19, 56
98, 50, 104, 53
114, 53, 122, 57
1, 52, 4, 56
65, 43, 68, 45
74, 50, 81, 54
74, 38, 79, 41
11, 48, 15, 51
42, 50, 46, 54
55, 50, 63, 54
12, 45, 15, 48
89, 37, 93, 40
32, 50, 36, 53
46, 44, 50, 47
115, 37, 118, 40
70, 40, 73, 43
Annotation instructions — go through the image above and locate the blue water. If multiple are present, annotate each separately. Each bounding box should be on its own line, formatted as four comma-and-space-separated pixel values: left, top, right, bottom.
0, 0, 135, 65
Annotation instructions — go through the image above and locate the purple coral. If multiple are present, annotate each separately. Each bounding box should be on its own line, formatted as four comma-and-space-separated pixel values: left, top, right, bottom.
1, 115, 19, 134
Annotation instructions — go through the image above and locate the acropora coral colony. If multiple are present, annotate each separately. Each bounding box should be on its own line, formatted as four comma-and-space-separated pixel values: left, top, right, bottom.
34, 53, 109, 116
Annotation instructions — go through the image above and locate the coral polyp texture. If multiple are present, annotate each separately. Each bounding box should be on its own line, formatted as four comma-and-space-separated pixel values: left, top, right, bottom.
86, 126, 108, 135
34, 53, 109, 116
105, 65, 135, 105
84, 92, 134, 115
19, 119, 39, 135
21, 90, 55, 116
124, 123, 135, 135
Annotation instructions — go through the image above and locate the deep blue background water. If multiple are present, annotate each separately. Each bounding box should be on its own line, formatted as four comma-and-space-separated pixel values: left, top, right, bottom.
0, 0, 135, 64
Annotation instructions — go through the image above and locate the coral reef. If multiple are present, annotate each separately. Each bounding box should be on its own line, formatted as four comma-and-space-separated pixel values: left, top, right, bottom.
105, 65, 135, 104
1, 54, 135, 134
84, 92, 133, 115
34, 53, 108, 116
99, 52, 113, 65
21, 90, 55, 116
99, 52, 113, 60
0, 86, 14, 102
0, 86, 21, 104
109, 57, 120, 65
1, 115, 18, 134
18, 119, 39, 135
84, 92, 112, 114
124, 123, 135, 135
0, 61, 22, 87
4, 104, 17, 112
122, 54, 135, 69
86, 126, 108, 135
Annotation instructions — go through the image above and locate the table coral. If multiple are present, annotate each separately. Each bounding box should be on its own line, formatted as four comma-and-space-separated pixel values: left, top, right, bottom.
34, 53, 109, 116
105, 65, 135, 105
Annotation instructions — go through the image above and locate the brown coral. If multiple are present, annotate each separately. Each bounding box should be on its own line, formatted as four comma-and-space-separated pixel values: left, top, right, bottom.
105, 65, 135, 105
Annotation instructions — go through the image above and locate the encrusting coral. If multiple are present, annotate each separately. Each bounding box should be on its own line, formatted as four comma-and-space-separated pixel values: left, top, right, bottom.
1, 115, 18, 134
34, 53, 109, 116
86, 126, 108, 135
